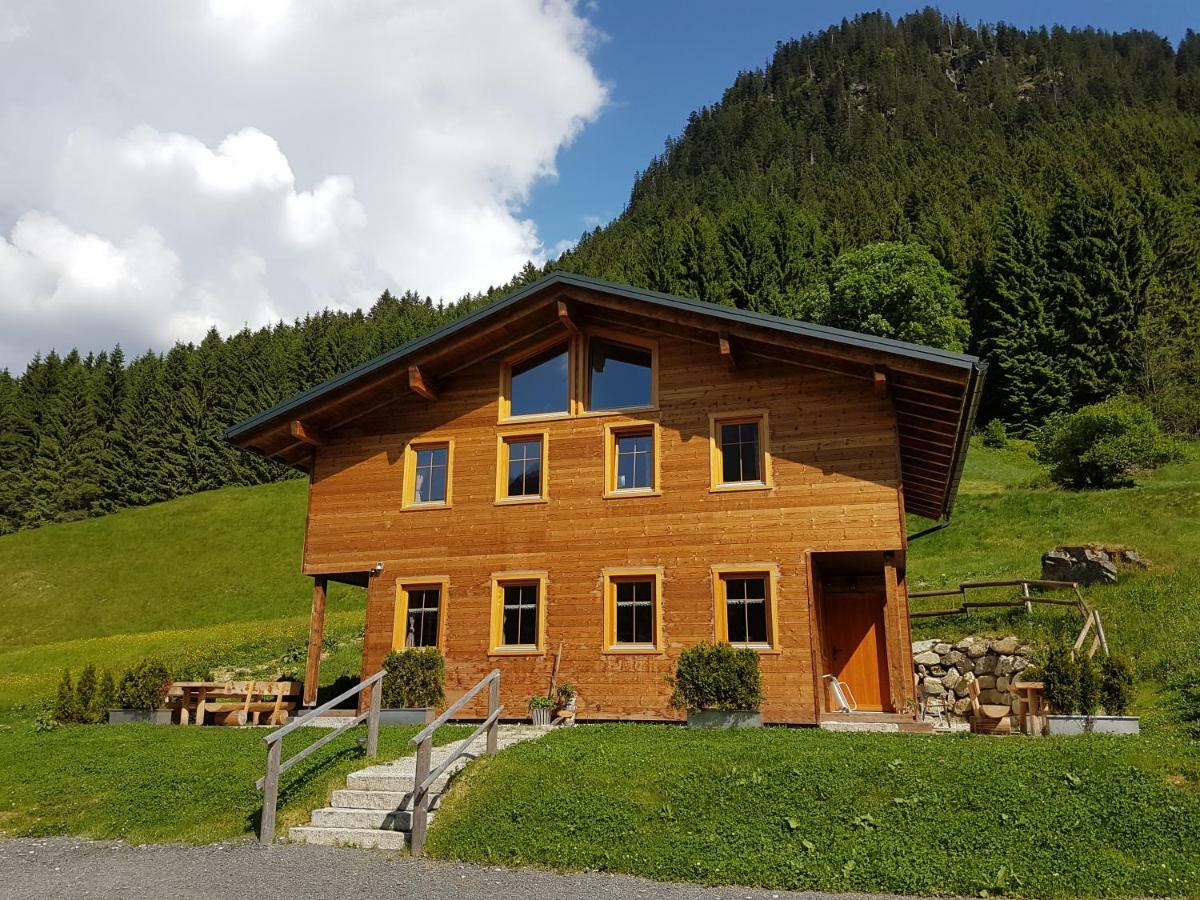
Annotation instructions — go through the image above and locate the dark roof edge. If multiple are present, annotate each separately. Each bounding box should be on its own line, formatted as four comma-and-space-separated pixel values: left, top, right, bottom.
225, 271, 980, 442
939, 359, 988, 519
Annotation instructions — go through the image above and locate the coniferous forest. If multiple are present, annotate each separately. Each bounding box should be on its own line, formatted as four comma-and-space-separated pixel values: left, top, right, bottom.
2, 9, 1199, 534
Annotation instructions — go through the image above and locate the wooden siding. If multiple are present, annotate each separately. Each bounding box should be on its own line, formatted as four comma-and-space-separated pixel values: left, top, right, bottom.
306, 329, 907, 724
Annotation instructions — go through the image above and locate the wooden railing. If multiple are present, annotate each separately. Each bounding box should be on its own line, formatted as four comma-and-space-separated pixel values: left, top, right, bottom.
909, 578, 1109, 657
409, 669, 502, 857
255, 669, 384, 845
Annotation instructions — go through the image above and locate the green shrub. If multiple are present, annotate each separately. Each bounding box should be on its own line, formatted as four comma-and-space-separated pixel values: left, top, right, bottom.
1076, 653, 1101, 716
528, 694, 555, 711
92, 669, 117, 722
75, 665, 98, 723
1039, 643, 1080, 714
1035, 396, 1180, 488
669, 642, 763, 712
982, 418, 1009, 449
1100, 654, 1134, 716
115, 659, 171, 712
381, 648, 445, 709
52, 670, 82, 724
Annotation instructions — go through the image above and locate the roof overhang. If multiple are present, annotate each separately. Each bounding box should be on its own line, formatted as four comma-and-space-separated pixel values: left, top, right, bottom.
225, 272, 986, 520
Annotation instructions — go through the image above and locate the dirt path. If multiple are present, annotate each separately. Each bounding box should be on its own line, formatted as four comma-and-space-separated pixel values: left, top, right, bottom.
0, 837, 918, 900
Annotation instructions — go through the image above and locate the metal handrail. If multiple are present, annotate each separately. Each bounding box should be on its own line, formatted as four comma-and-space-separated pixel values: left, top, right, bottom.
256, 670, 384, 845
409, 669, 501, 857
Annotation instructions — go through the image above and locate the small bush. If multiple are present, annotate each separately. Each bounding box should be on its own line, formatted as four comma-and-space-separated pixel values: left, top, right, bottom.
1100, 654, 1135, 716
52, 670, 82, 724
668, 642, 763, 712
1035, 396, 1180, 488
982, 418, 1009, 449
115, 659, 171, 712
1076, 653, 1101, 716
75, 665, 98, 723
528, 694, 555, 711
381, 648, 445, 709
1039, 643, 1080, 715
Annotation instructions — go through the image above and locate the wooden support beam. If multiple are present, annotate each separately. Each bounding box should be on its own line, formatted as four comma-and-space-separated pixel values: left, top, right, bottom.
303, 576, 328, 707
874, 370, 889, 400
557, 298, 581, 335
407, 365, 439, 401
718, 333, 737, 371
289, 419, 324, 447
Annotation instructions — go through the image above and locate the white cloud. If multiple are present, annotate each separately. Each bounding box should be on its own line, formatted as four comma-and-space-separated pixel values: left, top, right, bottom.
0, 0, 607, 369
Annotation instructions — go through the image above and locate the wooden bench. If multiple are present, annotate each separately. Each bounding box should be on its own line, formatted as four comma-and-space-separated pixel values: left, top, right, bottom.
171, 681, 301, 726
967, 679, 1012, 734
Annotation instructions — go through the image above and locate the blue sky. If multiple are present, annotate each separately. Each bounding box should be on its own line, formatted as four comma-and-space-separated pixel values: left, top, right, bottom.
526, 1, 1198, 254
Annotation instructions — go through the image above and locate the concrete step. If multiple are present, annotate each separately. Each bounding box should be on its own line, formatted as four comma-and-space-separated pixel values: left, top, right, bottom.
310, 806, 413, 830
287, 825, 411, 850
330, 788, 444, 811
345, 770, 454, 794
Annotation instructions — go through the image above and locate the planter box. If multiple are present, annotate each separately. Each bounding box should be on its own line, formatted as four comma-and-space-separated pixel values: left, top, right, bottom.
530, 708, 552, 726
108, 708, 173, 725
378, 708, 434, 725
687, 709, 763, 729
1046, 714, 1140, 736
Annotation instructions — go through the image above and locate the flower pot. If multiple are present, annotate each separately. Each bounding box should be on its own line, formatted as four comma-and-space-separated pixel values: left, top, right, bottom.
378, 708, 435, 725
530, 707, 552, 726
1046, 714, 1140, 736
687, 709, 763, 729
108, 708, 173, 725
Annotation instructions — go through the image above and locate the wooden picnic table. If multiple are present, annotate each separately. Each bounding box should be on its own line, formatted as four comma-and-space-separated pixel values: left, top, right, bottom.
1009, 680, 1048, 736
168, 681, 301, 727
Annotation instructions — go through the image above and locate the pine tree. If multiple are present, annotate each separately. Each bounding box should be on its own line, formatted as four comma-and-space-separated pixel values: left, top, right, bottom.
25, 361, 104, 524
719, 199, 782, 312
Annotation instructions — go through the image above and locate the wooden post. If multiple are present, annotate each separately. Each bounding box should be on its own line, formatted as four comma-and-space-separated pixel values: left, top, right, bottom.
366, 676, 381, 757
260, 739, 282, 845
486, 673, 500, 756
303, 576, 328, 707
410, 739, 431, 856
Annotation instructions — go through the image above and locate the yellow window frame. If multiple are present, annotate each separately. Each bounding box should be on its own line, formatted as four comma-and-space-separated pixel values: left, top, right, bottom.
603, 420, 662, 499
392, 577, 450, 651
402, 438, 454, 509
498, 334, 577, 424
708, 410, 773, 492
711, 563, 782, 653
601, 567, 664, 654
489, 571, 548, 656
494, 429, 550, 505
583, 327, 659, 416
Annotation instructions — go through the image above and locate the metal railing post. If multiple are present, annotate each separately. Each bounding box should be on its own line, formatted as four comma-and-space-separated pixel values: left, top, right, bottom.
411, 738, 431, 856
486, 673, 500, 756
260, 739, 282, 845
366, 676, 382, 758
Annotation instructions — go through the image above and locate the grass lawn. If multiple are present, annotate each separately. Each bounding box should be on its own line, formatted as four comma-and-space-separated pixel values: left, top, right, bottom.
0, 723, 468, 843
429, 724, 1200, 898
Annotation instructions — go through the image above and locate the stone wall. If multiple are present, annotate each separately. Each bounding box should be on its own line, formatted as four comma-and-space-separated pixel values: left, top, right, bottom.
913, 636, 1033, 722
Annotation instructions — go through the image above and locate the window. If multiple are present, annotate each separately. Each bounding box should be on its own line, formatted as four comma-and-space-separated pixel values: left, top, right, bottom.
588, 336, 655, 411
603, 422, 660, 498
403, 440, 454, 508
709, 411, 772, 491
712, 565, 780, 651
602, 568, 663, 653
496, 432, 548, 503
393, 579, 448, 650
505, 341, 570, 419
489, 572, 547, 654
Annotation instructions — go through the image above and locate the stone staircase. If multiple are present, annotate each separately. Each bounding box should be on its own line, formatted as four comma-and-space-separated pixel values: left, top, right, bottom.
288, 724, 549, 850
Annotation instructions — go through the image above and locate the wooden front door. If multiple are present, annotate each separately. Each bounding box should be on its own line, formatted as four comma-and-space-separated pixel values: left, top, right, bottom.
823, 588, 891, 712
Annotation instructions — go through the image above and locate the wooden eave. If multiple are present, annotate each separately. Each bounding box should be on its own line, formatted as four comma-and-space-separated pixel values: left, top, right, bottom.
226, 273, 985, 520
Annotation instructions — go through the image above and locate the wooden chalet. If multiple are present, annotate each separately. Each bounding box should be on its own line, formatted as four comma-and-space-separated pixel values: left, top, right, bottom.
225, 273, 985, 725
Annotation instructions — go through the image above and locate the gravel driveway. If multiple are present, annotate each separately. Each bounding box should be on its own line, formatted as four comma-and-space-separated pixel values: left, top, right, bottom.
0, 837, 918, 900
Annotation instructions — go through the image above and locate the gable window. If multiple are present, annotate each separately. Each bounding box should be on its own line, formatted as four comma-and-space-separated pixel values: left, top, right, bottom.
709, 411, 772, 492
393, 579, 448, 650
588, 335, 655, 411
603, 422, 660, 498
506, 342, 570, 418
496, 432, 548, 503
602, 568, 663, 653
712, 565, 780, 651
489, 572, 547, 654
404, 440, 453, 508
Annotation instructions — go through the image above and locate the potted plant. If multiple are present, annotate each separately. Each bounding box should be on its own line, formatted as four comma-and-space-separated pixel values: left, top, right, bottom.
528, 693, 554, 726
108, 658, 173, 724
1038, 645, 1139, 735
669, 641, 764, 728
554, 682, 577, 724
380, 648, 444, 724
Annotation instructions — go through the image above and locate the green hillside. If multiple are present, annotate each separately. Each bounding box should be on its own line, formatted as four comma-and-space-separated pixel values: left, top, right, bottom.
1, 441, 1197, 733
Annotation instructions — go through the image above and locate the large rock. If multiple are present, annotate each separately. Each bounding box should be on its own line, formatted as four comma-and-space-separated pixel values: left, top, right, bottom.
992, 636, 1020, 655
974, 655, 998, 676
914, 650, 941, 666
922, 677, 944, 696
912, 639, 939, 654
953, 672, 975, 697
996, 655, 1016, 677
975, 675, 996, 690
964, 637, 989, 659
944, 649, 971, 672
952, 697, 973, 716
933, 642, 952, 657
996, 675, 1010, 694
1041, 546, 1119, 586
942, 668, 962, 693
